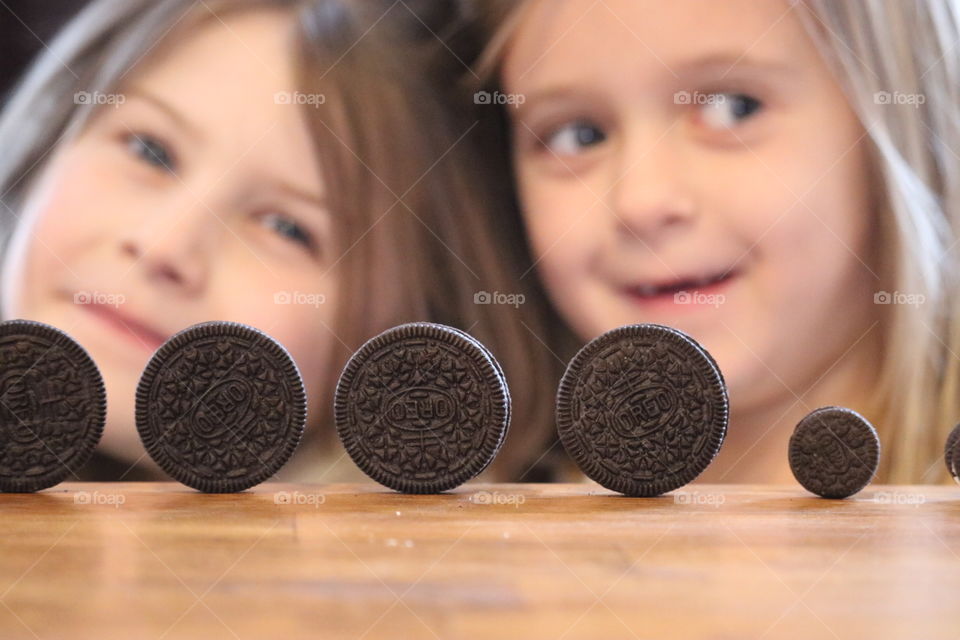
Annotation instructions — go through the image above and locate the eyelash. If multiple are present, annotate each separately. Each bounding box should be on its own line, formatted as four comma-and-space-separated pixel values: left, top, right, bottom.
539, 121, 607, 156
125, 132, 177, 173
692, 92, 764, 131
259, 211, 318, 254
532, 91, 765, 156
121, 131, 319, 255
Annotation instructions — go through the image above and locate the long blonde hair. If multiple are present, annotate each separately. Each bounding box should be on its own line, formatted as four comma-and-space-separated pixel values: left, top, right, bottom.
468, 0, 960, 483
0, 0, 559, 480
797, 0, 960, 483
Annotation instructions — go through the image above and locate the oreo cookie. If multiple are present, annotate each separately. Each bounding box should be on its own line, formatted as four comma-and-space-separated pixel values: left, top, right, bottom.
136, 321, 306, 493
789, 406, 880, 499
945, 422, 960, 482
556, 324, 729, 497
0, 320, 106, 492
335, 322, 510, 493
444, 324, 511, 451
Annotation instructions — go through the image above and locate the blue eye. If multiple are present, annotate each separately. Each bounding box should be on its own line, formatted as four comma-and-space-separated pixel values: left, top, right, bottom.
261, 212, 315, 250
545, 121, 607, 155
127, 134, 176, 172
698, 93, 763, 130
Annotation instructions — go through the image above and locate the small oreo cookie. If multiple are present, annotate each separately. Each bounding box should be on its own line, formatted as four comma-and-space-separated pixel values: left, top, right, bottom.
556, 324, 729, 497
945, 422, 960, 483
789, 406, 879, 499
335, 322, 510, 493
136, 321, 306, 493
0, 320, 106, 492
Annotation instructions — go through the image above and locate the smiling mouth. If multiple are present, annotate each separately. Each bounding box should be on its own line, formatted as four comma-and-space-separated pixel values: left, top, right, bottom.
82, 303, 168, 352
624, 269, 738, 301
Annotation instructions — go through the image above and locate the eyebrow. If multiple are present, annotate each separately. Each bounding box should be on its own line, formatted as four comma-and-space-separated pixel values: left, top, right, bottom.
123, 87, 206, 142
511, 87, 589, 121
672, 53, 798, 78
275, 180, 326, 210
513, 51, 798, 119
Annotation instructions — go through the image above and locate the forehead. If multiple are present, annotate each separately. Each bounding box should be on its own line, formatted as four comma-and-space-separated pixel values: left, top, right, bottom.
120, 7, 320, 180
503, 0, 813, 87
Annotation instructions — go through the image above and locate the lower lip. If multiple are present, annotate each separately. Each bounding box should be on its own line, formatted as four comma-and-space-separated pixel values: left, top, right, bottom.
81, 304, 165, 353
622, 273, 738, 313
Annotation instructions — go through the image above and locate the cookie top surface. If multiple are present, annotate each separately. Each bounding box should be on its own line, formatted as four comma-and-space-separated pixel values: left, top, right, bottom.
136, 321, 306, 493
556, 323, 729, 497
335, 323, 510, 493
789, 406, 880, 499
439, 323, 511, 451
0, 320, 106, 492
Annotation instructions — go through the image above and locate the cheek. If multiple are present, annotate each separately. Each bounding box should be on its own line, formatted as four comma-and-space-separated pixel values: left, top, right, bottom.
518, 170, 604, 279
30, 146, 115, 242
29, 188, 97, 262
757, 142, 874, 299
3, 151, 107, 314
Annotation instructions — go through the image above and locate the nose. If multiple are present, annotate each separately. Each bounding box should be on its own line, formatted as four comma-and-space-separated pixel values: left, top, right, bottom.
119, 194, 216, 294
607, 126, 698, 246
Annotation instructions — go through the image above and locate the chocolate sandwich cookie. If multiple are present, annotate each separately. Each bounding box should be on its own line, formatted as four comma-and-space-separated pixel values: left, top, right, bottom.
443, 324, 512, 453
556, 324, 729, 497
0, 320, 106, 492
945, 422, 960, 482
789, 406, 880, 499
335, 322, 510, 493
136, 321, 306, 493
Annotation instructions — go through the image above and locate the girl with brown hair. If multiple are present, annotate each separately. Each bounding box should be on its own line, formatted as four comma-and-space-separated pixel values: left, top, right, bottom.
0, 0, 556, 482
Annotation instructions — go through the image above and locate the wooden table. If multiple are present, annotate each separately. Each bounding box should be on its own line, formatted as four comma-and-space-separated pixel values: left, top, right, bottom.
1, 482, 957, 639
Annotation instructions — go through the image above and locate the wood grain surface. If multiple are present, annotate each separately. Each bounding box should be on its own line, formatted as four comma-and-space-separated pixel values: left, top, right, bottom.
1, 482, 958, 639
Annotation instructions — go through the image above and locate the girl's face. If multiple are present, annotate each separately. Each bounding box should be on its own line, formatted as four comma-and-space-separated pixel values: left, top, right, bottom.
1, 9, 337, 465
503, 0, 879, 411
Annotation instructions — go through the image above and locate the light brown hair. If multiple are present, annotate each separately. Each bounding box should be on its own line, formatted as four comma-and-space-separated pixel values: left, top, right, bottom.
0, 0, 560, 480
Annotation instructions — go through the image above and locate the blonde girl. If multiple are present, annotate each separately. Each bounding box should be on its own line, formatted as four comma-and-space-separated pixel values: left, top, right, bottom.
469, 0, 960, 484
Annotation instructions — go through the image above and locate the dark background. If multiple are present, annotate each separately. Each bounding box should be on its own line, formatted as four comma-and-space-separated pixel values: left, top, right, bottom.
0, 1, 474, 105
1, 0, 91, 104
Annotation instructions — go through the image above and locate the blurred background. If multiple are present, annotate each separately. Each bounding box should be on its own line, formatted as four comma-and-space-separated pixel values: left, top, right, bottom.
1, 0, 91, 104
